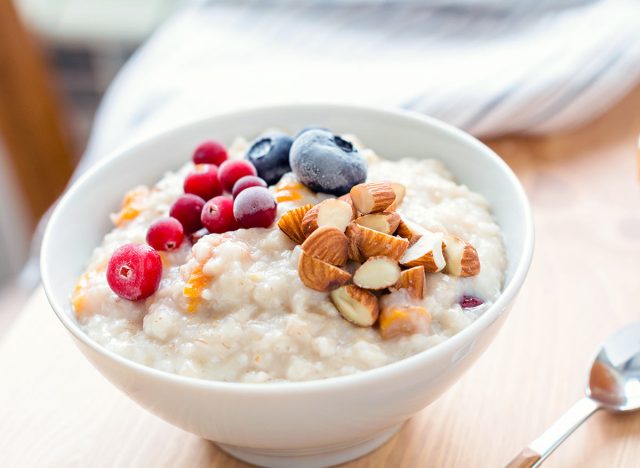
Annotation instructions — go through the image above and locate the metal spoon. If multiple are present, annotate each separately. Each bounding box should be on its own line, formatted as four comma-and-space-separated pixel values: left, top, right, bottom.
507, 321, 640, 467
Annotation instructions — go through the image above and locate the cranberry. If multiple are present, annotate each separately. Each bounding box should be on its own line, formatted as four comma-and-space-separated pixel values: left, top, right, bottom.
201, 196, 239, 233
146, 217, 184, 251
184, 164, 223, 200
232, 175, 267, 198
460, 295, 484, 308
107, 244, 162, 301
169, 194, 205, 234
193, 140, 227, 166
218, 160, 257, 193
233, 186, 277, 228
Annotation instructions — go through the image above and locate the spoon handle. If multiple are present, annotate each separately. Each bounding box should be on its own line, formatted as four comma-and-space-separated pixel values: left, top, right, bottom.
506, 397, 600, 467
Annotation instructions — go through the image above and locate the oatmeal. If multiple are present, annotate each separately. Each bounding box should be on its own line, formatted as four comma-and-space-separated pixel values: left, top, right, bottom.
73, 129, 506, 383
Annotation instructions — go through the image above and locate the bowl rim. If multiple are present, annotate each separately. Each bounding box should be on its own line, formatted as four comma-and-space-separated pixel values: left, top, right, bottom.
41, 102, 534, 395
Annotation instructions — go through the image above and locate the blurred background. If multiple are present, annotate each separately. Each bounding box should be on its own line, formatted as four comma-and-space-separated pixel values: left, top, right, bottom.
0, 0, 639, 331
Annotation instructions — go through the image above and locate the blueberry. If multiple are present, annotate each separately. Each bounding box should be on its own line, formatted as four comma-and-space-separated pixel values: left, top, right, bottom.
245, 134, 293, 185
289, 129, 367, 196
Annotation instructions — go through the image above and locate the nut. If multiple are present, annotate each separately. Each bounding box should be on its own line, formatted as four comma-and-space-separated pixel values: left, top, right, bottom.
390, 266, 425, 299
400, 231, 446, 272
387, 182, 406, 211
353, 256, 401, 290
330, 285, 379, 327
338, 193, 358, 217
298, 251, 351, 292
302, 199, 354, 236
355, 224, 409, 261
345, 223, 366, 262
354, 211, 401, 235
277, 204, 313, 244
301, 226, 349, 266
442, 234, 481, 277
395, 218, 423, 245
349, 182, 396, 214
379, 305, 431, 340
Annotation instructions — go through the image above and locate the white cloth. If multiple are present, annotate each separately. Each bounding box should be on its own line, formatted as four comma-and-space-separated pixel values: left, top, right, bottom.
80, 0, 640, 168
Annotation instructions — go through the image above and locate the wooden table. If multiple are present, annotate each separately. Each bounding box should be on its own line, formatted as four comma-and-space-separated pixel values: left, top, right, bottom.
1, 86, 639, 468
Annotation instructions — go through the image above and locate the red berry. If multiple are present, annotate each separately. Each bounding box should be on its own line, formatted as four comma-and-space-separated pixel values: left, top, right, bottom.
170, 194, 205, 234
232, 175, 267, 198
218, 160, 257, 193
184, 164, 223, 200
233, 186, 277, 228
460, 295, 484, 308
146, 217, 184, 251
201, 196, 239, 233
193, 140, 227, 166
107, 244, 162, 301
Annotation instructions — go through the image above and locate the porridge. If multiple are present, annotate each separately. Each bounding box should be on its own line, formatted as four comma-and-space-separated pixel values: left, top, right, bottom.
72, 129, 506, 383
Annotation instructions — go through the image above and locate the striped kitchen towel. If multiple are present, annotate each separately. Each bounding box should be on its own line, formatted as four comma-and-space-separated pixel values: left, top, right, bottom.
75, 0, 640, 168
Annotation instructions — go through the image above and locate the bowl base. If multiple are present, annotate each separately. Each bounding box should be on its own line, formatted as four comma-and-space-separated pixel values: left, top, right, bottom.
216, 422, 403, 467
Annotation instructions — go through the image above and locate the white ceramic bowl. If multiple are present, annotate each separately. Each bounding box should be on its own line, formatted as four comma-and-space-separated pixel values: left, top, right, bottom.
41, 104, 533, 468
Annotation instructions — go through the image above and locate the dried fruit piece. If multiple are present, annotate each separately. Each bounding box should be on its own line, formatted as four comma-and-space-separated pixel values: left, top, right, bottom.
355, 224, 409, 261
350, 182, 396, 214
390, 266, 426, 299
443, 234, 481, 277
301, 226, 349, 266
354, 211, 401, 235
301, 198, 354, 236
353, 256, 401, 290
298, 251, 351, 292
330, 285, 379, 327
387, 182, 406, 211
400, 231, 446, 272
460, 295, 484, 308
379, 306, 431, 340
395, 218, 423, 245
277, 204, 313, 244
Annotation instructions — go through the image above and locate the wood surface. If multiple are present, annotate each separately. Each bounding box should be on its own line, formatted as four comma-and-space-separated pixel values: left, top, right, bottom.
0, 0, 75, 223
1, 85, 639, 467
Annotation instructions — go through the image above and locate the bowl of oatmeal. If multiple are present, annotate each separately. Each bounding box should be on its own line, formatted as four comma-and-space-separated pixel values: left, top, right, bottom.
41, 104, 533, 467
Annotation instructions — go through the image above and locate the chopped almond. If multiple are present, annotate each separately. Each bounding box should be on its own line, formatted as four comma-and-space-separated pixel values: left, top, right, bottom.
443, 234, 481, 277
354, 211, 401, 235
387, 182, 406, 211
390, 266, 426, 299
330, 285, 379, 327
349, 182, 396, 214
298, 251, 351, 292
355, 224, 409, 261
277, 204, 313, 244
395, 218, 423, 245
302, 198, 354, 236
400, 231, 446, 272
345, 223, 366, 262
353, 256, 401, 290
338, 193, 358, 217
301, 226, 349, 266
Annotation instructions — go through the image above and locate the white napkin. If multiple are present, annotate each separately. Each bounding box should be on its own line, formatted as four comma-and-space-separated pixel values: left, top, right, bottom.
80, 0, 640, 168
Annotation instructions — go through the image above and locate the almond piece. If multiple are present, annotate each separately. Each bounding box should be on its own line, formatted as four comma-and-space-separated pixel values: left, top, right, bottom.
302, 199, 354, 236
395, 218, 423, 245
353, 256, 401, 290
387, 182, 406, 211
349, 182, 396, 214
390, 266, 426, 299
298, 252, 351, 292
301, 226, 349, 266
338, 194, 358, 217
330, 285, 379, 327
379, 305, 431, 340
345, 223, 366, 262
442, 234, 481, 277
277, 204, 313, 244
354, 211, 401, 235
400, 231, 446, 272
356, 224, 409, 261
